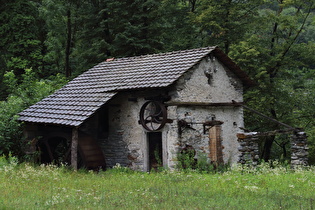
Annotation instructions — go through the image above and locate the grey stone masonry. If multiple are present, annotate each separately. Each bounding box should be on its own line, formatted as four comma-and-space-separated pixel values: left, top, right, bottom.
237, 133, 260, 165
237, 130, 309, 166
291, 131, 308, 166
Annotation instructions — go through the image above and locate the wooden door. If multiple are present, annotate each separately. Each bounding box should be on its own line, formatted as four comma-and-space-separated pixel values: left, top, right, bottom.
209, 125, 224, 166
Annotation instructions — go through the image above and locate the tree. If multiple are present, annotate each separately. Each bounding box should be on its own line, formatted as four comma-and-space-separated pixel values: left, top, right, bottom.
230, 0, 315, 161
40, 0, 77, 77
0, 69, 67, 158
69, 0, 112, 75
105, 0, 165, 57
193, 0, 263, 53
158, 0, 204, 51
0, 0, 45, 100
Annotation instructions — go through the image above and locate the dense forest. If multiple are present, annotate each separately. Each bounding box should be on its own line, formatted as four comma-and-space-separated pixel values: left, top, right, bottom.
0, 0, 314, 164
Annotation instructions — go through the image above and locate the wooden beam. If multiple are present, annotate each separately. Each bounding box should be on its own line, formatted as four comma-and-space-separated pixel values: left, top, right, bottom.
71, 127, 78, 170
237, 128, 296, 139
165, 101, 243, 107
232, 100, 294, 129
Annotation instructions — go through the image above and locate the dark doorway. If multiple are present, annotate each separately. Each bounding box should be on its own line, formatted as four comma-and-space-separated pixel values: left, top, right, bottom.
147, 132, 163, 171
38, 137, 71, 165
38, 136, 85, 168
98, 107, 109, 139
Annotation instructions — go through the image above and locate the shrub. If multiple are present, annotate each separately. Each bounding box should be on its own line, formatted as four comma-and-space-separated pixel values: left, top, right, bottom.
0, 69, 67, 159
176, 150, 228, 173
176, 148, 197, 170
0, 153, 18, 169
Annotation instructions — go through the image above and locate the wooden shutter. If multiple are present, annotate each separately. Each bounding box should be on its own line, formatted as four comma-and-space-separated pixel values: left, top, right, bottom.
209, 125, 224, 165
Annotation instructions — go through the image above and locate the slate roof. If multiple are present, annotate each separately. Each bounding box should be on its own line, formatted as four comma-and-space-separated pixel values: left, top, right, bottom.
19, 46, 254, 127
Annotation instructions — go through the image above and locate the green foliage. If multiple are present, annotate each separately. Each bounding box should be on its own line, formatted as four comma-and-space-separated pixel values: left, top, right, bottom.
40, 0, 77, 77
106, 0, 165, 57
192, 0, 263, 53
0, 69, 67, 158
177, 149, 197, 170
0, 0, 314, 164
229, 0, 315, 161
194, 152, 216, 173
0, 0, 46, 100
177, 151, 229, 173
0, 1, 45, 73
157, 0, 204, 51
0, 153, 18, 169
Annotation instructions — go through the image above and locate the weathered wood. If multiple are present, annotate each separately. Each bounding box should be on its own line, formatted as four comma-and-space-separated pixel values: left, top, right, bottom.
71, 127, 78, 170
209, 125, 224, 165
232, 100, 294, 129
78, 132, 106, 170
237, 128, 296, 139
166, 101, 243, 106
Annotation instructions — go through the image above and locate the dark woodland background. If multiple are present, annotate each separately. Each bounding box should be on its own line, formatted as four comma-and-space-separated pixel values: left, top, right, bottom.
0, 0, 314, 164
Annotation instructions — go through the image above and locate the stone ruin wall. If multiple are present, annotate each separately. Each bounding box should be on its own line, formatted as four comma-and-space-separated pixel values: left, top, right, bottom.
237, 131, 308, 166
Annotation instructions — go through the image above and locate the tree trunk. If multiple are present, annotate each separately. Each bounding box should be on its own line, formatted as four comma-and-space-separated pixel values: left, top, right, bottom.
65, 8, 71, 77
261, 136, 274, 161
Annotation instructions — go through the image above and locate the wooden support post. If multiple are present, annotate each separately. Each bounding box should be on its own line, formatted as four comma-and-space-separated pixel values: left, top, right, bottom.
71, 127, 78, 170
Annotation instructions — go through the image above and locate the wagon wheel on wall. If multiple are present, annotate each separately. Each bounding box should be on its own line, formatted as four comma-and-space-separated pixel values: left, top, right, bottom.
139, 100, 167, 131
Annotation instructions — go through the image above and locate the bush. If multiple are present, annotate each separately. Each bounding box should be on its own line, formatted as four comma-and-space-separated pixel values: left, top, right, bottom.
0, 69, 67, 159
176, 148, 197, 170
176, 151, 228, 173
0, 153, 18, 169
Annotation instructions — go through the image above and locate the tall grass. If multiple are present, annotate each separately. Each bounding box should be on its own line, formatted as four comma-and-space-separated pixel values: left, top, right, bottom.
1, 158, 315, 209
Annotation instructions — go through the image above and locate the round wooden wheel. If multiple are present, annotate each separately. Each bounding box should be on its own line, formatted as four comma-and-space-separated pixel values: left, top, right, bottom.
139, 101, 167, 131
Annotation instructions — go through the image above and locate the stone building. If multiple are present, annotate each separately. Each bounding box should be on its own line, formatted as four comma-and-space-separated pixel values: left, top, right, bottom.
19, 46, 254, 171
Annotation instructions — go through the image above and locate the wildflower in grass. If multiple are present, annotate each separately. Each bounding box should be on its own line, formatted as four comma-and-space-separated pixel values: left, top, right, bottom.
45, 194, 65, 206
308, 181, 315, 187
114, 163, 121, 168
244, 185, 259, 192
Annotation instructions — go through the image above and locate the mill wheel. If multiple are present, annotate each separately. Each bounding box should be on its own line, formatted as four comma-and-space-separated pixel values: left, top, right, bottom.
139, 100, 167, 131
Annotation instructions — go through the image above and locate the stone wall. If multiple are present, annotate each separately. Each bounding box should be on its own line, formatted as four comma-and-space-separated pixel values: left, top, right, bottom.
291, 131, 308, 166
172, 106, 243, 165
237, 130, 308, 166
169, 54, 243, 103
168, 55, 244, 165
237, 133, 260, 165
95, 54, 245, 171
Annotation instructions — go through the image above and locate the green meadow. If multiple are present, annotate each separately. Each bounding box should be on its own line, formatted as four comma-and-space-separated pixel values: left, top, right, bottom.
1, 158, 315, 209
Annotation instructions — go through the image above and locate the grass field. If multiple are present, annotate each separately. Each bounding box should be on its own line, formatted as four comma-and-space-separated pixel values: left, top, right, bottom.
1, 158, 315, 209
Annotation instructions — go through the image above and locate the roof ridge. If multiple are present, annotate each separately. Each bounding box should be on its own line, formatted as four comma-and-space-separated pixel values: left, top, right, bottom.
105, 46, 217, 62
